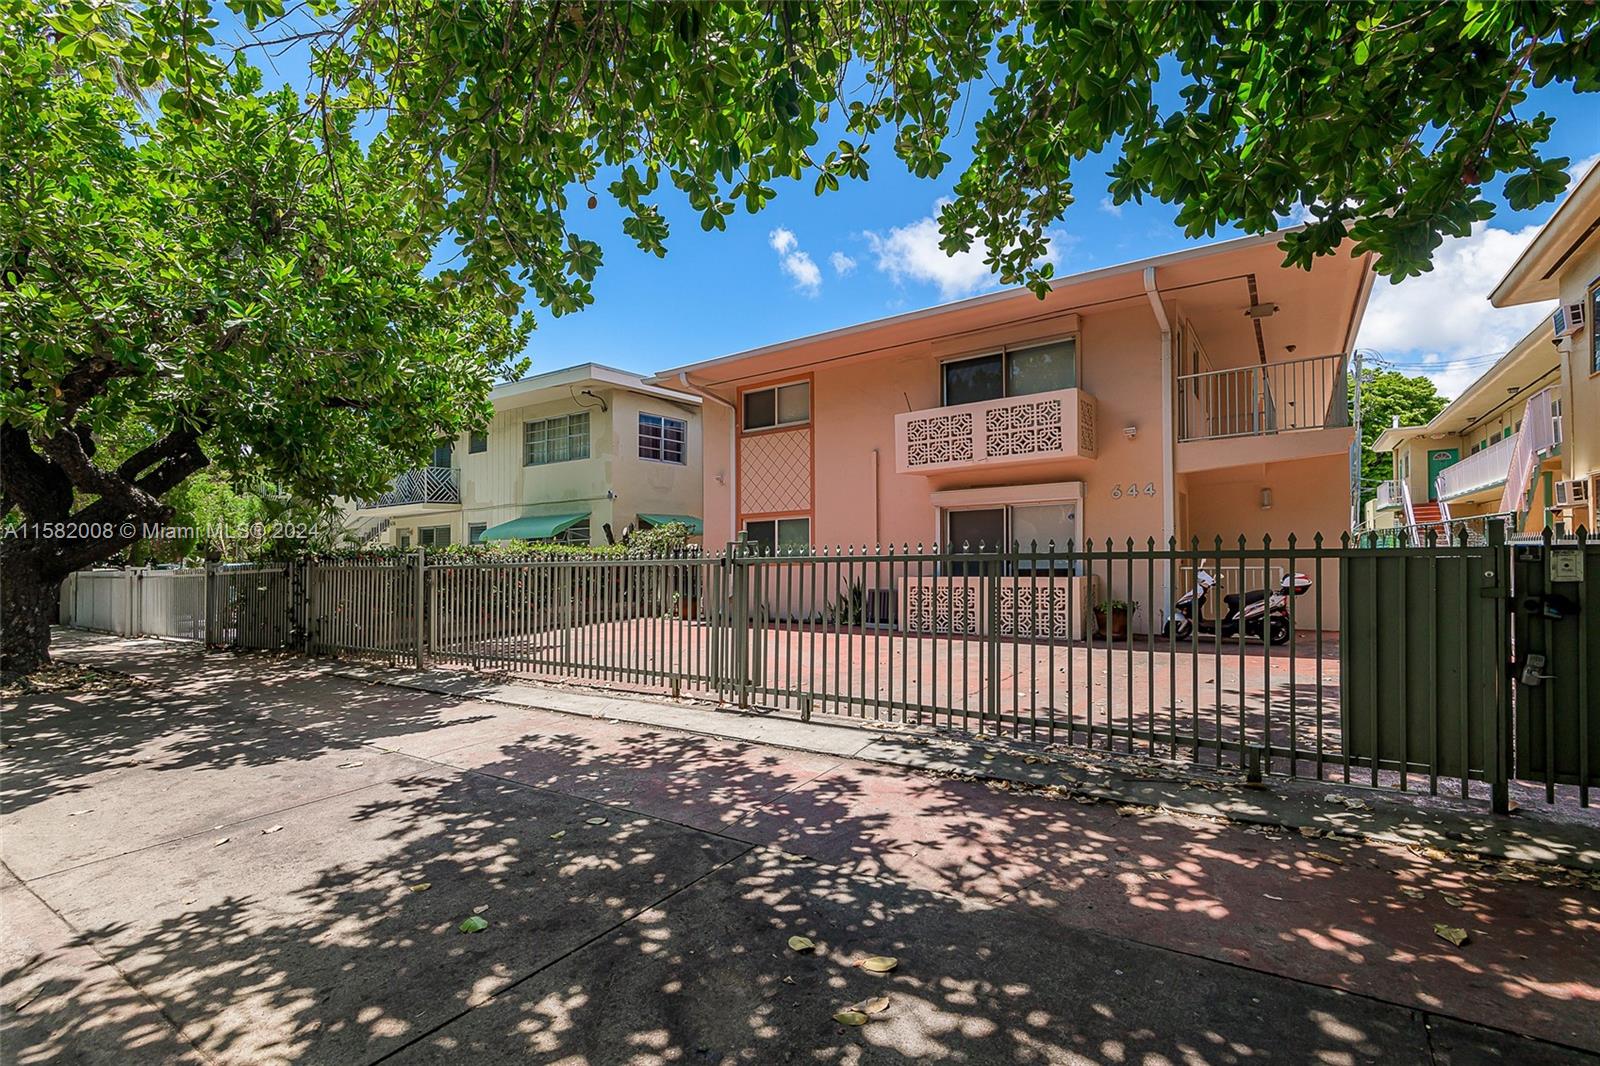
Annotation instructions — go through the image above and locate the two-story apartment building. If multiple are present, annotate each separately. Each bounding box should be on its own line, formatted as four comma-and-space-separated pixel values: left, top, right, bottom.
654, 229, 1374, 628
350, 364, 703, 548
1372, 160, 1598, 537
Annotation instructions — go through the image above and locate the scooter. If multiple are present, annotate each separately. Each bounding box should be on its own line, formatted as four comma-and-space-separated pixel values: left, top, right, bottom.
1165, 570, 1310, 646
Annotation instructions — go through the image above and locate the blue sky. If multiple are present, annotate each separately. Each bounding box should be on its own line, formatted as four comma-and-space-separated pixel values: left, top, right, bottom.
228, 16, 1599, 400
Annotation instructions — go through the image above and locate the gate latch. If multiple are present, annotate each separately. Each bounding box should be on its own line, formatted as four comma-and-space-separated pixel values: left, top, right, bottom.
1520, 653, 1554, 687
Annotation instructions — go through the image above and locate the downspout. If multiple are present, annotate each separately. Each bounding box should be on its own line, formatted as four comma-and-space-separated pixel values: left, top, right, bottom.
677, 372, 738, 543
1144, 267, 1176, 622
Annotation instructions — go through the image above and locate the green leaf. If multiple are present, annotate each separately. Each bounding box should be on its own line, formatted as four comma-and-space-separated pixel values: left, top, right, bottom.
459, 916, 489, 934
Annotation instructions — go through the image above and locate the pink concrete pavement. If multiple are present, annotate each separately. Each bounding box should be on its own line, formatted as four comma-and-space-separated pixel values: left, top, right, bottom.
22, 632, 1600, 1059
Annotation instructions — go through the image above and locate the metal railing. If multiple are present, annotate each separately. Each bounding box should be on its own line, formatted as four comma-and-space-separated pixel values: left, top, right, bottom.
1177, 353, 1348, 442
357, 466, 460, 509
190, 532, 1597, 811
1375, 480, 1406, 510
1436, 434, 1517, 501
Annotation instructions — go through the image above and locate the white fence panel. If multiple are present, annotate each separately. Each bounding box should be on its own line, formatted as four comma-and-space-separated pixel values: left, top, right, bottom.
59, 568, 207, 640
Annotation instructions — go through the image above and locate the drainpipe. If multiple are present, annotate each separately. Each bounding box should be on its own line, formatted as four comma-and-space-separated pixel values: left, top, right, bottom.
1145, 267, 1176, 621
677, 372, 737, 541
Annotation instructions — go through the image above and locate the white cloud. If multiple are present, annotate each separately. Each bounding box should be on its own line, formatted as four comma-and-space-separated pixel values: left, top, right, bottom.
829, 251, 857, 277
865, 200, 1064, 300
1355, 221, 1553, 399
1098, 196, 1122, 218
768, 227, 821, 296
1569, 152, 1600, 183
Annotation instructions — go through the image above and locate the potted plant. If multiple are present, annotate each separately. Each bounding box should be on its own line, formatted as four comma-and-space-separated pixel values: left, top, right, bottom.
1093, 599, 1138, 640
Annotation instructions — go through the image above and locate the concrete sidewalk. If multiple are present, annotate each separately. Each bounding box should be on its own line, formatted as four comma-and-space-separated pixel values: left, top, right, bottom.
4, 631, 1597, 1064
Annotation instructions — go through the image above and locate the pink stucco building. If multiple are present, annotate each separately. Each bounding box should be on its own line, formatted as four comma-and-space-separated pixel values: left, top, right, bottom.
655, 229, 1374, 626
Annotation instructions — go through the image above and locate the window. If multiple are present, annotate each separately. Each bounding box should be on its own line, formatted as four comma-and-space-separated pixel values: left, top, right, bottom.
554, 519, 590, 545
743, 517, 810, 555
639, 413, 687, 463
942, 339, 1077, 406
468, 430, 488, 454
943, 502, 1080, 574
743, 381, 810, 430
431, 441, 453, 468
398, 532, 411, 550
418, 525, 451, 547
524, 412, 590, 465
1552, 397, 1563, 445
468, 522, 487, 545
1591, 277, 1600, 375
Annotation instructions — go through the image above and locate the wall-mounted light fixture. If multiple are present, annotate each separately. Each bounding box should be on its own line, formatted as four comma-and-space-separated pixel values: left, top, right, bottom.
1260, 488, 1274, 510
1123, 424, 1138, 440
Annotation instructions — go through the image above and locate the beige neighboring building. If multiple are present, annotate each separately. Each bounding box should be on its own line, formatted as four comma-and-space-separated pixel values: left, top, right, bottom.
350, 364, 703, 548
1373, 160, 1599, 537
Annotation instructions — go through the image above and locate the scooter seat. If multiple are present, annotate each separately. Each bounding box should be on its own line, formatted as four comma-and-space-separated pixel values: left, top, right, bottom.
1223, 589, 1268, 609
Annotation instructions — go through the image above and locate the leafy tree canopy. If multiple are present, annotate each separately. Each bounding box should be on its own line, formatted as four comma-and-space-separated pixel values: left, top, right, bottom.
73, 0, 1600, 313
1353, 368, 1451, 512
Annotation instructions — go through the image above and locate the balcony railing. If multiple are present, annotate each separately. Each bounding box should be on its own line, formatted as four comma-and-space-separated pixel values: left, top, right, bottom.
1376, 480, 1406, 510
1435, 434, 1517, 502
1177, 353, 1348, 442
894, 387, 1098, 475
357, 466, 461, 509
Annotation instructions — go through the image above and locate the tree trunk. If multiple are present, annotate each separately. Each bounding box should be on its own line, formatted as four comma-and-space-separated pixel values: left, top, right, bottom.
1, 544, 62, 679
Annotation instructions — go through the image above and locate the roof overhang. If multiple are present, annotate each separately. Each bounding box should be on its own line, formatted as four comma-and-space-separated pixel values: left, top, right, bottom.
491, 362, 701, 409
1490, 160, 1600, 307
651, 226, 1375, 391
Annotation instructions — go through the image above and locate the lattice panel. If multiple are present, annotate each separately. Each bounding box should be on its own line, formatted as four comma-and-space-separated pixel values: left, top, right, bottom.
1077, 393, 1097, 454
740, 428, 812, 515
985, 398, 1063, 458
903, 583, 981, 635
998, 584, 1077, 639
903, 411, 975, 468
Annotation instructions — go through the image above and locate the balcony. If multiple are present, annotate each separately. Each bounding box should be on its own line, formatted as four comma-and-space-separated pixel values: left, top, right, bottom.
1376, 480, 1406, 511
357, 466, 461, 510
1436, 434, 1516, 502
1178, 353, 1348, 442
894, 387, 1098, 476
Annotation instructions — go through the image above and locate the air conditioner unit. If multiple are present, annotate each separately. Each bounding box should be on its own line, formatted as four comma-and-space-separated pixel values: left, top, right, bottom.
1552, 479, 1590, 508
1552, 302, 1586, 338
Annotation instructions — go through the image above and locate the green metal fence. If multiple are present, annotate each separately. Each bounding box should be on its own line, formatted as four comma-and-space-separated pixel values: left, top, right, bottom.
194, 525, 1596, 812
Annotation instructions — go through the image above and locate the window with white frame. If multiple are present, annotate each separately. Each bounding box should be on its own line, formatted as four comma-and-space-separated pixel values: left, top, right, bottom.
553, 518, 591, 545
743, 381, 809, 431
523, 412, 590, 466
942, 502, 1080, 574
639, 412, 687, 463
942, 338, 1077, 406
743, 516, 810, 555
468, 522, 487, 544
1551, 396, 1563, 446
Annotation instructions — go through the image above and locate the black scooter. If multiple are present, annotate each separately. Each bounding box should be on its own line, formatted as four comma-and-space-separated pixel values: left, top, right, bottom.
1164, 569, 1311, 645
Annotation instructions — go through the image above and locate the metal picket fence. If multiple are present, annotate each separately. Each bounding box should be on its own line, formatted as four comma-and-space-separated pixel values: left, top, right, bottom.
177, 524, 1597, 813
59, 567, 207, 640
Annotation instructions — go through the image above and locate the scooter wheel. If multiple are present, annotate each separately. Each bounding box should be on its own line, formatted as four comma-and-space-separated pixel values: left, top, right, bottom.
1268, 618, 1291, 646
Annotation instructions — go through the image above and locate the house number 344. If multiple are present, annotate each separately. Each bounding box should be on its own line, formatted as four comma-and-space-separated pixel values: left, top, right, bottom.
1111, 483, 1157, 499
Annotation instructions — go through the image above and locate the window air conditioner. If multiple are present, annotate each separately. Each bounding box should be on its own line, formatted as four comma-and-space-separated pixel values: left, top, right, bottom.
1553, 479, 1590, 508
1552, 302, 1586, 338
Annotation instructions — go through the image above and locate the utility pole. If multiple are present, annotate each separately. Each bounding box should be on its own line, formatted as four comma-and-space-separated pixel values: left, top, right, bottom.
1349, 349, 1364, 535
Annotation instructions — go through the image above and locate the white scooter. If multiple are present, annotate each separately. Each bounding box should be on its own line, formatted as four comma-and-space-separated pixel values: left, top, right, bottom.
1165, 569, 1310, 646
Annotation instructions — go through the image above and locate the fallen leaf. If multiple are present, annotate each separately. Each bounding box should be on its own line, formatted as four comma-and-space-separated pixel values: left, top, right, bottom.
833, 1010, 868, 1027
1434, 923, 1469, 947
1308, 851, 1343, 865
213, 837, 230, 847
409, 883, 431, 893
860, 956, 898, 973
1399, 886, 1425, 899
473, 904, 489, 915
1263, 893, 1284, 901
459, 916, 489, 934
860, 995, 891, 1014
782, 975, 795, 985
585, 817, 608, 826
68, 809, 93, 817
262, 825, 284, 835
1443, 894, 1467, 909
787, 935, 816, 953
549, 830, 566, 840
337, 761, 364, 769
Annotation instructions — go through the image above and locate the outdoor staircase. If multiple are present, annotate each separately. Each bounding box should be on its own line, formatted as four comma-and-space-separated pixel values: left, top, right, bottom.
1410, 501, 1444, 533
355, 516, 392, 546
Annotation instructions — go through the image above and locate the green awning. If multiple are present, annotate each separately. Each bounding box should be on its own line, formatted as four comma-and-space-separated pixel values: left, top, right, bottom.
479, 512, 589, 542
636, 513, 703, 534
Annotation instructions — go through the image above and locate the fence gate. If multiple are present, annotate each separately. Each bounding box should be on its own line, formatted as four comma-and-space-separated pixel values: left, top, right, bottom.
1340, 529, 1510, 809
207, 563, 296, 650
1512, 535, 1597, 803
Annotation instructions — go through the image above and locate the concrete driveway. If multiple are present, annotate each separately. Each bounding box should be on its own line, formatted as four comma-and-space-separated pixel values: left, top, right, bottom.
3, 632, 1596, 1064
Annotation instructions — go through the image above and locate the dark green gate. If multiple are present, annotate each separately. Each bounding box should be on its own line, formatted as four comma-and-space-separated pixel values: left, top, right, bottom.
1512, 533, 1598, 804
1341, 525, 1510, 807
